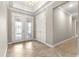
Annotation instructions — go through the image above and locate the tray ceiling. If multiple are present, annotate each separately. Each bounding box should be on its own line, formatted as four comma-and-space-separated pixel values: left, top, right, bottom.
12, 1, 48, 12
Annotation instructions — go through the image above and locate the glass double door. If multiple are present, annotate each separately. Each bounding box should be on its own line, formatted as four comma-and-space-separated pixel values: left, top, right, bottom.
15, 21, 32, 41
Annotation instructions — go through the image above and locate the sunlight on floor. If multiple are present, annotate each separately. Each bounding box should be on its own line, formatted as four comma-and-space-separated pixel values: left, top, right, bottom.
25, 42, 33, 49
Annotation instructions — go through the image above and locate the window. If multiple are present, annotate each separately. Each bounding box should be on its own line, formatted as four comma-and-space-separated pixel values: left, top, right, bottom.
27, 22, 32, 38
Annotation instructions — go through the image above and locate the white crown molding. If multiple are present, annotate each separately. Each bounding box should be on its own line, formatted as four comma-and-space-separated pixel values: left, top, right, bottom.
9, 7, 34, 16
8, 1, 54, 16
58, 7, 72, 16
34, 1, 54, 15
8, 1, 34, 16
8, 1, 68, 16
34, 1, 50, 12
12, 1, 48, 13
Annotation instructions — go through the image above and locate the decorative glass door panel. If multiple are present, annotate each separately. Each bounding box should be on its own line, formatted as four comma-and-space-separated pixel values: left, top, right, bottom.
15, 21, 32, 41
15, 21, 22, 40
27, 22, 32, 39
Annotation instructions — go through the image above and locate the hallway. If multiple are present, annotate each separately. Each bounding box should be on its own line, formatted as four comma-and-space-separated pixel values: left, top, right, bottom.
7, 37, 77, 57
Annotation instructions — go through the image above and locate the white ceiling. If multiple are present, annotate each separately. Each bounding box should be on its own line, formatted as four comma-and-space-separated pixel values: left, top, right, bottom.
60, 1, 78, 16
12, 1, 48, 12
12, 1, 78, 16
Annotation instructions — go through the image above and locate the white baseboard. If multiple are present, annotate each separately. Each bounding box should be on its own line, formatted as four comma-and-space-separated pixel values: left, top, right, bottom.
36, 39, 53, 48
53, 36, 75, 47
8, 39, 34, 44
8, 42, 15, 45
8, 36, 76, 48
4, 47, 7, 57
43, 42, 54, 48
36, 36, 75, 48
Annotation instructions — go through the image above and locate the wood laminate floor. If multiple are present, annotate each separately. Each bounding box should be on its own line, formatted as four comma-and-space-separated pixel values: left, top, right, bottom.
55, 38, 77, 57
7, 38, 78, 57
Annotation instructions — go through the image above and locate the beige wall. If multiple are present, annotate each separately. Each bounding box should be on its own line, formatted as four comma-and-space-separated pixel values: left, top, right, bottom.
76, 2, 79, 56
53, 7, 72, 44
7, 9, 12, 43
0, 2, 8, 56
36, 11, 46, 43
35, 1, 68, 45
45, 5, 53, 45
8, 11, 34, 43
72, 17, 76, 36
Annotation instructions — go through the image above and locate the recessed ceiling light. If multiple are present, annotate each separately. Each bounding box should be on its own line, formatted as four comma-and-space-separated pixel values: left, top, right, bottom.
69, 4, 73, 8
28, 1, 34, 6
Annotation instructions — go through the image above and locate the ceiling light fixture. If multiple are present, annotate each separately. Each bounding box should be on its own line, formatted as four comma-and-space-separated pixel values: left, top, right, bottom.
28, 1, 34, 6
69, 4, 73, 8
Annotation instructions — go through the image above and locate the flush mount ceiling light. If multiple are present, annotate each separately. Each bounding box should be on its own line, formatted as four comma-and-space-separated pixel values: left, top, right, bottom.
12, 1, 51, 12
68, 3, 73, 8
28, 1, 35, 6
